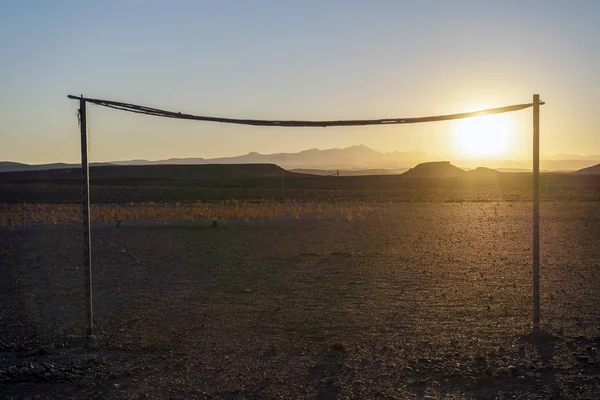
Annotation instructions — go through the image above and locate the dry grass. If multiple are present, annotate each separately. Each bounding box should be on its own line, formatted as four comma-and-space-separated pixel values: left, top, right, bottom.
0, 200, 379, 228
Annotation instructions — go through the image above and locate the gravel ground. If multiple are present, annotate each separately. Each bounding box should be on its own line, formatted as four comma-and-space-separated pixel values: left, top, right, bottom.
1, 201, 599, 399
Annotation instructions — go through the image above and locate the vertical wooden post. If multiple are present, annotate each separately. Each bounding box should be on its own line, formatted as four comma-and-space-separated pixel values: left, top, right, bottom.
79, 97, 94, 336
532, 94, 540, 330
336, 170, 340, 191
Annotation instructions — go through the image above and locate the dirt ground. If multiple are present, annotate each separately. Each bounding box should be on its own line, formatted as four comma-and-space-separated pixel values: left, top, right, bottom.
1, 201, 600, 399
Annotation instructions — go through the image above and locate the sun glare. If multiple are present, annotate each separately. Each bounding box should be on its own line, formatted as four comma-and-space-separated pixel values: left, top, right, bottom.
453, 113, 514, 159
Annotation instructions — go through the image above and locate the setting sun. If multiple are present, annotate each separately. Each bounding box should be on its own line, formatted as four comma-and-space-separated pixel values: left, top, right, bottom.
453, 113, 514, 158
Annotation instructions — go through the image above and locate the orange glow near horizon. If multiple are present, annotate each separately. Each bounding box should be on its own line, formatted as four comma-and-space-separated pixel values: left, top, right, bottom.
452, 112, 515, 159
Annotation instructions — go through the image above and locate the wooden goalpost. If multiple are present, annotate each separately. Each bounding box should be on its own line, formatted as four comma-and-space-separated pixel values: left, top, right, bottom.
69, 94, 543, 336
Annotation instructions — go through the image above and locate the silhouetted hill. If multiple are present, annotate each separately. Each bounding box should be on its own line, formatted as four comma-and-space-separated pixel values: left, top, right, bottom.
575, 163, 600, 175
0, 161, 116, 172
0, 164, 309, 184
468, 167, 501, 176
401, 161, 467, 178
0, 162, 79, 172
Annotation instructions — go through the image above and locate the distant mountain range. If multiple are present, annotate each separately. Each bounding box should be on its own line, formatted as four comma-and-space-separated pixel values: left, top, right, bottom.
2, 145, 600, 174
114, 145, 429, 169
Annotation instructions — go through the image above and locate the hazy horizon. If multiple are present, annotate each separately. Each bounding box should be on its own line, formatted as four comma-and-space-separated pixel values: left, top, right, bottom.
2, 1, 600, 164
3, 143, 599, 173
5, 143, 600, 165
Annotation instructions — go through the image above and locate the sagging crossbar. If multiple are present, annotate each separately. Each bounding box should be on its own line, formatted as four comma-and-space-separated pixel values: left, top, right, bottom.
67, 94, 540, 127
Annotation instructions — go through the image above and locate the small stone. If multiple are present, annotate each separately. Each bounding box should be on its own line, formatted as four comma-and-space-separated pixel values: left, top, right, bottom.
525, 371, 536, 378
329, 342, 345, 352
332, 381, 342, 390
535, 373, 542, 378
44, 372, 52, 379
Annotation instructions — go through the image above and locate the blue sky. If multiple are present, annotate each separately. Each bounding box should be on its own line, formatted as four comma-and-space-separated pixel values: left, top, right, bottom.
1, 1, 599, 163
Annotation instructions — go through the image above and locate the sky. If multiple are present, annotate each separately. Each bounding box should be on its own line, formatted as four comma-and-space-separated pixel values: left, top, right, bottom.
1, 1, 599, 164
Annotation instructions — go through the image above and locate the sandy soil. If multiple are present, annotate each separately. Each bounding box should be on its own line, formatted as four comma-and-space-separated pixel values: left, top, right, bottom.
1, 201, 600, 399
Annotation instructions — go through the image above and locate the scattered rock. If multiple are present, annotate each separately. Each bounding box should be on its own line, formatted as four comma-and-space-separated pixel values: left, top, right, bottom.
329, 342, 345, 352
577, 355, 590, 362
332, 381, 342, 390
493, 367, 512, 377
408, 378, 427, 387
525, 362, 534, 370
25, 347, 48, 357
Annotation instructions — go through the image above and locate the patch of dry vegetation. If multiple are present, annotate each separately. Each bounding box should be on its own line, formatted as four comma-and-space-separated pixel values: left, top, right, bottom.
0, 200, 380, 228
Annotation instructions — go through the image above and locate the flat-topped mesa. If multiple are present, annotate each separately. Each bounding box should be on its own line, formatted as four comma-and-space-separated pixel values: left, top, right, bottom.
401, 161, 467, 178
575, 163, 600, 175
